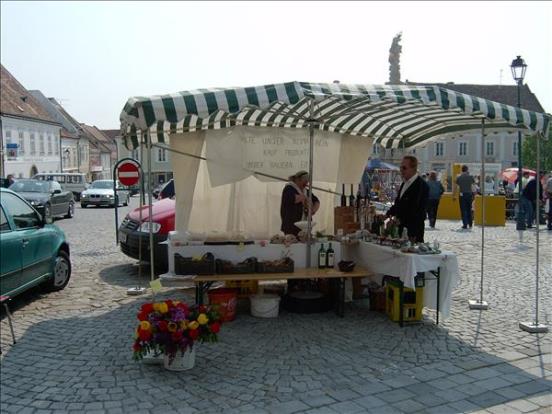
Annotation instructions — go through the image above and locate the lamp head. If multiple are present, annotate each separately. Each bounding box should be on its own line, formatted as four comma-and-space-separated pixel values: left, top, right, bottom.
510, 55, 527, 83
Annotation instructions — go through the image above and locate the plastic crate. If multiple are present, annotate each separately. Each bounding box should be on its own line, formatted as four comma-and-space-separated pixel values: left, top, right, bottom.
224, 280, 259, 297
174, 253, 215, 275
385, 278, 424, 322
256, 257, 294, 273
215, 258, 257, 274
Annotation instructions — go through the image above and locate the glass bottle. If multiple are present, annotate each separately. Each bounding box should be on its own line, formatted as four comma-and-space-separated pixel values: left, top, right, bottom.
318, 243, 326, 269
326, 243, 335, 268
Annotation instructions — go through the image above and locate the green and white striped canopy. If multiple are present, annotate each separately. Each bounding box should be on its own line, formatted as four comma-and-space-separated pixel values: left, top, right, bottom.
120, 81, 550, 149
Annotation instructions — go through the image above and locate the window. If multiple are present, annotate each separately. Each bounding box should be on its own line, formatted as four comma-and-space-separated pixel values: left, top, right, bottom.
51, 181, 62, 192
30, 133, 36, 155
435, 142, 444, 157
0, 207, 10, 232
55, 139, 59, 155
18, 131, 25, 155
486, 141, 494, 156
5, 129, 12, 143
513, 142, 518, 156
157, 148, 167, 162
47, 135, 53, 155
1, 193, 41, 229
39, 134, 45, 155
458, 142, 467, 156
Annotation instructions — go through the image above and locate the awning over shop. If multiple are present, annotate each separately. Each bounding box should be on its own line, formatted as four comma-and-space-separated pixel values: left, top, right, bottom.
120, 82, 550, 150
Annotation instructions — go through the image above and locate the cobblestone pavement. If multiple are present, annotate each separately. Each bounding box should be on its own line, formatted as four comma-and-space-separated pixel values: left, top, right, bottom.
1, 197, 550, 414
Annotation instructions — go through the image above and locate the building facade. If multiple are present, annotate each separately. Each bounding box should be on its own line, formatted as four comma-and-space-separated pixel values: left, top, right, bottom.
1, 65, 62, 178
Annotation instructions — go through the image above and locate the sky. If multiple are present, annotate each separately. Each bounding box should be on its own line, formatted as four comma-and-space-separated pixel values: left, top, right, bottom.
1, 1, 551, 129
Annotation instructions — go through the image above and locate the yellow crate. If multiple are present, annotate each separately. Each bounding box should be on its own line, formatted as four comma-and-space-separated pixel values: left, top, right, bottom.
224, 280, 259, 297
385, 279, 424, 322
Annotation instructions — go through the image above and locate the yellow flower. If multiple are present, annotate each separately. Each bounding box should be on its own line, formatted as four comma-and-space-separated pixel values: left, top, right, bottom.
197, 313, 209, 325
188, 321, 199, 330
153, 303, 161, 312
167, 322, 177, 332
158, 302, 169, 314
179, 320, 188, 330
139, 321, 151, 331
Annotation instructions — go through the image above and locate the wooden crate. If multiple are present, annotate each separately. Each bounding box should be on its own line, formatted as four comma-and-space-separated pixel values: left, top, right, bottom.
334, 206, 360, 234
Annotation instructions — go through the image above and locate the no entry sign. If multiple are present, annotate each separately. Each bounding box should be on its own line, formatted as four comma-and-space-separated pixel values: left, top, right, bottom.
117, 161, 140, 186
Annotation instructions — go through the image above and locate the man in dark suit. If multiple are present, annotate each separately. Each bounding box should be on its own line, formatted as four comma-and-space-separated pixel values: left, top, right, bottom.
386, 155, 429, 243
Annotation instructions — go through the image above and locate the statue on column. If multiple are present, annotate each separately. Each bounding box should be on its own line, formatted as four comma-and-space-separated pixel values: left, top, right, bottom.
388, 32, 402, 84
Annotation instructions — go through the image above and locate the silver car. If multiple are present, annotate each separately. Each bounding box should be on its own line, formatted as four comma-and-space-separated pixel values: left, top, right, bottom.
80, 180, 130, 208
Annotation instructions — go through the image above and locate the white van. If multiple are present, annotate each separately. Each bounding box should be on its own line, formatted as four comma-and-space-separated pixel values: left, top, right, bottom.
33, 173, 88, 201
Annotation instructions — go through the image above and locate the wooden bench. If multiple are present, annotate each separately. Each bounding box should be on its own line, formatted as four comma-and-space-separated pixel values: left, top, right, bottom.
168, 267, 372, 317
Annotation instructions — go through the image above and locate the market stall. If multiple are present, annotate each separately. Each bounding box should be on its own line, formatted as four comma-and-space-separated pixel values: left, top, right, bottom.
119, 81, 550, 323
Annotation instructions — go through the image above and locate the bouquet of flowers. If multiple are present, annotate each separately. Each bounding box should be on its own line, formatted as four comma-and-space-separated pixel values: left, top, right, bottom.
133, 300, 222, 364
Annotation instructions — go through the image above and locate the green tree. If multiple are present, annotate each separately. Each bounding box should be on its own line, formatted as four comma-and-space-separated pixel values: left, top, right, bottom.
521, 129, 552, 172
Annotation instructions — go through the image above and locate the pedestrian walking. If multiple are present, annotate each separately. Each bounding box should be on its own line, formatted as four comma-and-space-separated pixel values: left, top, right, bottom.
520, 172, 543, 228
426, 171, 444, 229
546, 172, 552, 231
456, 165, 475, 230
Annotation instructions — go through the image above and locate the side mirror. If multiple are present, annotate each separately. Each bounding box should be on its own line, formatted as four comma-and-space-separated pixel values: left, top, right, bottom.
53, 189, 62, 194
40, 213, 53, 227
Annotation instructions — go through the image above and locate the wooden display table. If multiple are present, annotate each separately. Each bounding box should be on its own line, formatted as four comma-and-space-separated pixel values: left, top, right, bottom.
160, 266, 372, 317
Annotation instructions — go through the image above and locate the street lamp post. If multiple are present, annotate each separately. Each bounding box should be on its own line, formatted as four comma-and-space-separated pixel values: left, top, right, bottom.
511, 56, 527, 232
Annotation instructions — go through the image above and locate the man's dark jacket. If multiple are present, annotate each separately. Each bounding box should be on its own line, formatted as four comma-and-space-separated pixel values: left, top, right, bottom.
522, 179, 543, 202
387, 176, 429, 243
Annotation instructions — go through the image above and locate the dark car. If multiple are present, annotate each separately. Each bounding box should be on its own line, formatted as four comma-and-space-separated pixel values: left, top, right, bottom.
9, 179, 74, 220
0, 188, 72, 297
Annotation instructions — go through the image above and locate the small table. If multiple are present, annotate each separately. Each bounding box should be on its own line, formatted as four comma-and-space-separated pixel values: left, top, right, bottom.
161, 267, 372, 317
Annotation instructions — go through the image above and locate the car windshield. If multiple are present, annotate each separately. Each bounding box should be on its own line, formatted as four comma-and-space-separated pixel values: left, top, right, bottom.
10, 180, 50, 193
90, 181, 113, 189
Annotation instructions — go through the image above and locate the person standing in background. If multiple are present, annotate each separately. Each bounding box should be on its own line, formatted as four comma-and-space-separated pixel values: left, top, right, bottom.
456, 165, 475, 230
426, 171, 444, 229
546, 172, 552, 231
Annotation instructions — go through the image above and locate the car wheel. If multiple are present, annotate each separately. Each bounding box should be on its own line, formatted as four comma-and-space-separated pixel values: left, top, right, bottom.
44, 250, 71, 292
81, 202, 87, 208
65, 202, 74, 218
74, 192, 81, 201
123, 195, 129, 206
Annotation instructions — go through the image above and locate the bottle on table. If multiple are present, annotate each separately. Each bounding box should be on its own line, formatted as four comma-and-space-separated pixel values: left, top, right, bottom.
349, 184, 355, 207
318, 243, 327, 269
340, 184, 346, 207
326, 242, 335, 268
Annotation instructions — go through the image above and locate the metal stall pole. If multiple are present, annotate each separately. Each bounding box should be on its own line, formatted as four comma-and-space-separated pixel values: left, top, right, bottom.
306, 98, 315, 268
146, 131, 155, 282
520, 133, 548, 333
469, 119, 489, 310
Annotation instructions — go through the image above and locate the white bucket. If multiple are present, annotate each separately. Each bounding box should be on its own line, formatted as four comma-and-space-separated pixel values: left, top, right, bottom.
250, 294, 280, 318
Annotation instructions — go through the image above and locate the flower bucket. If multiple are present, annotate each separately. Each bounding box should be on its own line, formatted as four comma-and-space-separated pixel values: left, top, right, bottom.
208, 288, 238, 321
164, 346, 196, 371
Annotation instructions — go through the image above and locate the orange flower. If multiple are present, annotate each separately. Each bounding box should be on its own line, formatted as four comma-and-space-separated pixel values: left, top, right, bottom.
167, 322, 177, 332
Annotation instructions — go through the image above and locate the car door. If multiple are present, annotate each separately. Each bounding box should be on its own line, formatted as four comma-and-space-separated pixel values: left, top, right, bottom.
50, 181, 66, 215
0, 206, 23, 296
1, 192, 52, 285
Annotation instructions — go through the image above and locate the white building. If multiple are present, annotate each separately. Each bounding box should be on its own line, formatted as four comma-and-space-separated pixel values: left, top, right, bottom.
1, 65, 62, 178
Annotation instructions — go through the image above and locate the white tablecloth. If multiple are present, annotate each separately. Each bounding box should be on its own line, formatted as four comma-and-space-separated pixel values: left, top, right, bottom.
344, 242, 460, 318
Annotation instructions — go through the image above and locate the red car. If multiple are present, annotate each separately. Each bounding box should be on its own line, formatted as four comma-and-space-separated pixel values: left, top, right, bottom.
118, 198, 175, 271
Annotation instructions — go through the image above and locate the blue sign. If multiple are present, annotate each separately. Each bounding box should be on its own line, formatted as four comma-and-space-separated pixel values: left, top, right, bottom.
6, 143, 18, 148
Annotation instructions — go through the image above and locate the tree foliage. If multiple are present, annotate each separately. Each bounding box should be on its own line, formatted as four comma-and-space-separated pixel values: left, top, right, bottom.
521, 129, 552, 172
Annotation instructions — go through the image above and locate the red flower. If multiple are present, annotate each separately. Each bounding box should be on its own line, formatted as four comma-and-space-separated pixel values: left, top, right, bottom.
209, 322, 221, 334
171, 331, 183, 342
140, 303, 154, 314
137, 311, 148, 321
189, 328, 199, 340
133, 342, 142, 352
165, 300, 174, 308
199, 305, 207, 313
138, 329, 152, 341
158, 320, 168, 332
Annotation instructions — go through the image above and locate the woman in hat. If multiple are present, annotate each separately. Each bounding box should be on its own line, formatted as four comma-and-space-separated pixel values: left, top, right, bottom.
280, 170, 320, 236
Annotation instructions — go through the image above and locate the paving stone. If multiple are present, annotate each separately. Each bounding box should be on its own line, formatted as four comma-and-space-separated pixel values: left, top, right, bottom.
299, 395, 336, 408
448, 399, 483, 412
512, 381, 551, 396
472, 377, 514, 391
468, 391, 509, 407
326, 401, 365, 413
505, 399, 542, 413
378, 389, 416, 403
390, 399, 426, 413
267, 400, 309, 414
353, 395, 387, 409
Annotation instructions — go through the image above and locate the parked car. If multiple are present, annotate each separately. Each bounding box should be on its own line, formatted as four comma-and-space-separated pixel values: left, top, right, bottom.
33, 173, 88, 201
0, 188, 72, 297
9, 179, 74, 219
157, 179, 175, 200
80, 180, 130, 208
118, 197, 175, 271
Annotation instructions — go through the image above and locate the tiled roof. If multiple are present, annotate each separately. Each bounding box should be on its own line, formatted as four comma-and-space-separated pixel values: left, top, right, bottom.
406, 81, 546, 113
80, 124, 113, 153
101, 129, 120, 140
1, 65, 60, 125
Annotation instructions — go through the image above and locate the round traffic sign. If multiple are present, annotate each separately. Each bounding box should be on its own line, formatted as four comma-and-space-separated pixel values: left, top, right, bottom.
117, 161, 140, 186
